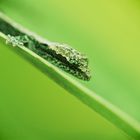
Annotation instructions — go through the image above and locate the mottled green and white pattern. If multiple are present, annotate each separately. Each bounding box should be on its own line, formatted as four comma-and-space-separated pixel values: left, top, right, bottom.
6, 35, 91, 81
48, 42, 91, 80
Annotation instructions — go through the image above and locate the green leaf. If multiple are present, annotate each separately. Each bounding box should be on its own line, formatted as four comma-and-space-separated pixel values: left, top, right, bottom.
0, 0, 140, 139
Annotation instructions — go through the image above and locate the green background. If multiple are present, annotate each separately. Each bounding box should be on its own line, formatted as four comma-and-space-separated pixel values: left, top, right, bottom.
0, 0, 140, 139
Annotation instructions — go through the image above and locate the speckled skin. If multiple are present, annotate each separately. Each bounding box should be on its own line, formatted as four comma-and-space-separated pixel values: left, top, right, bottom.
48, 42, 91, 80
6, 35, 91, 81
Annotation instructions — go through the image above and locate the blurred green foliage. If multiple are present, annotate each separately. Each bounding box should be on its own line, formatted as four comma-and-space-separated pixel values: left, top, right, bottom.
0, 0, 140, 139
